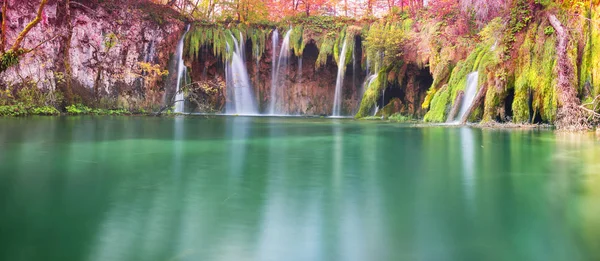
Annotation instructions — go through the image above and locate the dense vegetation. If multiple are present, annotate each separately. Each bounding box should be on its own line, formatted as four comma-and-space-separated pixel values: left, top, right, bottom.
0, 0, 599, 130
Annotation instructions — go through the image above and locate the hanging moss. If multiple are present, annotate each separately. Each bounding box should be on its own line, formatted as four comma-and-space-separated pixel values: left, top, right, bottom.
333, 26, 347, 64
422, 17, 504, 123
316, 36, 334, 69
249, 27, 269, 61
422, 60, 452, 110
290, 26, 305, 57
186, 23, 271, 63
580, 3, 600, 100
482, 69, 512, 122
511, 22, 558, 123
423, 44, 491, 122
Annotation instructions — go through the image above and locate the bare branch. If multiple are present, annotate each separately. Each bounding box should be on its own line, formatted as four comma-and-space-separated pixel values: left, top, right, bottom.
22, 35, 60, 54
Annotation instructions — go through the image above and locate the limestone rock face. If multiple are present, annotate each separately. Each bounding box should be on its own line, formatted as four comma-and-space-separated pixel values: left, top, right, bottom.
1, 0, 183, 108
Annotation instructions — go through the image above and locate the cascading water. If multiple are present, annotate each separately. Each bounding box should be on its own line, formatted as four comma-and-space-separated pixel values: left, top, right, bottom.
359, 74, 377, 115
455, 72, 479, 123
225, 32, 258, 115
174, 25, 190, 113
268, 28, 292, 115
270, 29, 279, 102
332, 40, 349, 116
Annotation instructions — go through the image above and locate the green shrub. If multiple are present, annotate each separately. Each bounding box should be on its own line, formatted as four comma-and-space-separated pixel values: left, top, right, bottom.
0, 104, 27, 116
31, 106, 60, 115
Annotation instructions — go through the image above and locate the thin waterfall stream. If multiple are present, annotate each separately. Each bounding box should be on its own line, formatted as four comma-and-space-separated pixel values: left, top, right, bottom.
174, 25, 190, 113
332, 40, 348, 116
268, 28, 292, 115
455, 71, 479, 123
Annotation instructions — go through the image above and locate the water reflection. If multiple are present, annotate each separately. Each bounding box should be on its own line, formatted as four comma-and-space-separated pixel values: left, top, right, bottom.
0, 117, 599, 261
460, 127, 476, 211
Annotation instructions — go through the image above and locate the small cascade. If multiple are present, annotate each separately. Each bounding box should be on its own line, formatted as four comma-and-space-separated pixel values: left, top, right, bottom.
455, 72, 479, 123
268, 28, 292, 115
332, 40, 349, 116
174, 25, 190, 113
225, 32, 258, 115
361, 74, 377, 99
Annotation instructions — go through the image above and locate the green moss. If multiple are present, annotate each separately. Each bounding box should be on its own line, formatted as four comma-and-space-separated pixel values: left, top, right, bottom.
66, 104, 130, 115
355, 66, 392, 118
423, 17, 504, 123
423, 45, 489, 122
364, 21, 408, 72
511, 22, 558, 123
0, 49, 22, 72
482, 69, 512, 122
187, 24, 271, 63
580, 3, 600, 99
422, 60, 452, 110
388, 113, 414, 122
290, 26, 305, 57
316, 36, 334, 69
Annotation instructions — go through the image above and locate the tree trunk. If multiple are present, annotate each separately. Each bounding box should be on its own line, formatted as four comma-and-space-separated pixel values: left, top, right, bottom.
548, 14, 590, 130
461, 84, 487, 124
447, 90, 464, 123
1, 0, 8, 52
10, 0, 48, 52
63, 0, 74, 104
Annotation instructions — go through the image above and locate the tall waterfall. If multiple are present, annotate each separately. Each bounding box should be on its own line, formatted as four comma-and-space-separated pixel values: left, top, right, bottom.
270, 29, 279, 107
225, 32, 258, 115
268, 28, 292, 115
455, 72, 479, 123
332, 40, 349, 116
174, 25, 190, 113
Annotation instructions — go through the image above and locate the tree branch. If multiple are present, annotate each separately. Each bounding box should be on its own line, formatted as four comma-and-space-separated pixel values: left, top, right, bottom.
1, 0, 8, 52
22, 34, 60, 54
10, 0, 49, 52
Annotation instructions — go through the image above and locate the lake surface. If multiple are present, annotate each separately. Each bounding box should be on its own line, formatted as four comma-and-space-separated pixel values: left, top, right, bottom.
0, 116, 599, 261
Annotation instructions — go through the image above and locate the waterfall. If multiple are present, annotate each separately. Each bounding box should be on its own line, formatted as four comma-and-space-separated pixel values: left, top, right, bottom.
270, 29, 279, 105
361, 74, 377, 104
362, 73, 380, 116
455, 72, 479, 123
332, 40, 348, 116
174, 25, 190, 114
225, 32, 258, 115
268, 28, 292, 115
